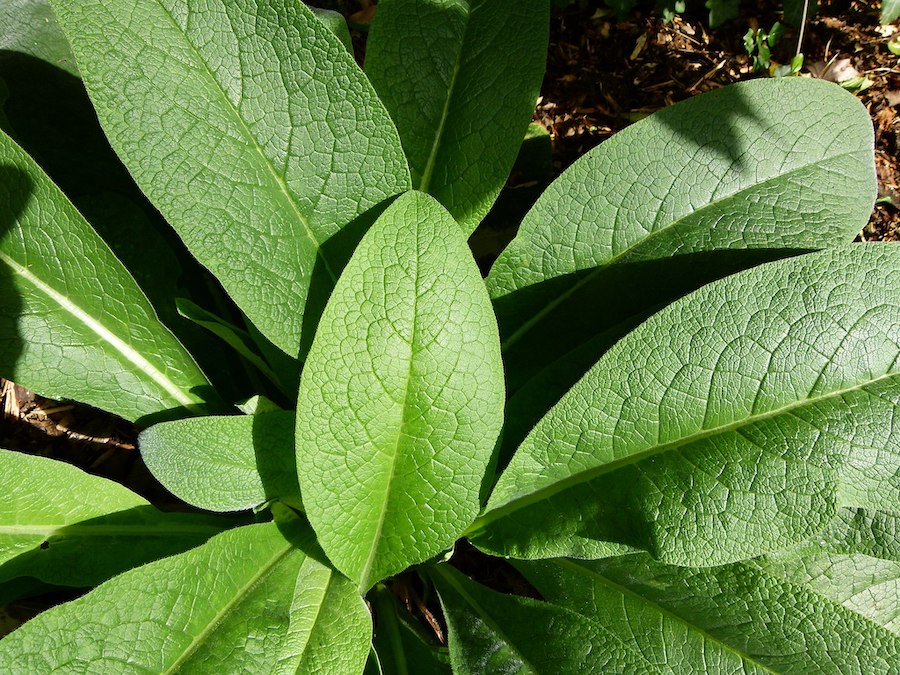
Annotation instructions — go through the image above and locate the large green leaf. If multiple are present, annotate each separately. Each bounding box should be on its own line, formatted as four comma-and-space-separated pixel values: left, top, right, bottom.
0, 450, 226, 588
140, 410, 301, 513
0, 129, 212, 421
471, 246, 900, 564
0, 520, 372, 673
760, 508, 900, 634
489, 78, 875, 398
431, 565, 648, 674
365, 0, 549, 234
296, 191, 505, 591
516, 549, 900, 672
51, 0, 412, 356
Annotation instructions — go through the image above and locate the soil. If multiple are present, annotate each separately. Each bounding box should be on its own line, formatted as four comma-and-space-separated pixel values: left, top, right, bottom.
2, 0, 898, 640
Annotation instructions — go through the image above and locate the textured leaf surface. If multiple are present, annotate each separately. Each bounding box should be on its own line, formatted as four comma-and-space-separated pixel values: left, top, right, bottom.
883, 0, 900, 24
276, 553, 372, 675
140, 410, 301, 512
760, 508, 900, 634
0, 520, 371, 673
473, 246, 900, 564
366, 0, 549, 233
517, 550, 900, 673
296, 191, 504, 591
311, 7, 353, 53
432, 565, 647, 674
489, 78, 875, 397
51, 0, 411, 355
0, 450, 225, 588
0, 129, 211, 421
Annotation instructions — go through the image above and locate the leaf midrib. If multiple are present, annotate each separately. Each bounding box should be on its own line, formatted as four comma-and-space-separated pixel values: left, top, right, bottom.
417, 1, 476, 192
0, 251, 198, 409
551, 558, 777, 674
150, 1, 337, 284
357, 228, 422, 592
164, 541, 295, 674
474, 370, 898, 531
496, 150, 864, 351
283, 560, 333, 670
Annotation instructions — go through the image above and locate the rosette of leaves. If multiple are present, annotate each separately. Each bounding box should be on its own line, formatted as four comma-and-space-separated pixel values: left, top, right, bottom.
1, 0, 898, 672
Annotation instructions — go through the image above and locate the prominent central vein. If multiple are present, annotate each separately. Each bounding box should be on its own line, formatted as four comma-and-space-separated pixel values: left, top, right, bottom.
0, 253, 197, 408
358, 232, 421, 592
152, 1, 338, 284
417, 4, 472, 192
471, 371, 897, 532
164, 543, 294, 673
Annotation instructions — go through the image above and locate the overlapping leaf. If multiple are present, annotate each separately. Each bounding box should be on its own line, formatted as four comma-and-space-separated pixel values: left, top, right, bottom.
516, 544, 900, 672
0, 520, 371, 674
51, 0, 411, 356
472, 246, 900, 564
432, 565, 648, 674
0, 129, 212, 421
366, 0, 549, 233
140, 410, 301, 513
760, 508, 900, 634
296, 191, 504, 591
0, 450, 225, 588
489, 78, 875, 406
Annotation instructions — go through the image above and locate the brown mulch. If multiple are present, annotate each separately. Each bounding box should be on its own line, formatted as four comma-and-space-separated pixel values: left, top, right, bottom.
2, 0, 898, 637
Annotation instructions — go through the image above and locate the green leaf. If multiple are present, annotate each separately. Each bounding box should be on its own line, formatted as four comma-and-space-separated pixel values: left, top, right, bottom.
140, 410, 301, 513
311, 7, 353, 54
175, 297, 289, 393
0, 129, 212, 422
0, 449, 226, 588
0, 0, 77, 75
296, 191, 505, 591
365, 0, 549, 234
0, 520, 372, 673
371, 585, 451, 675
883, 0, 900, 24
275, 546, 372, 675
760, 508, 900, 633
489, 78, 875, 398
0, 8, 240, 398
472, 246, 900, 564
516, 550, 900, 672
51, 0, 411, 356
431, 565, 648, 674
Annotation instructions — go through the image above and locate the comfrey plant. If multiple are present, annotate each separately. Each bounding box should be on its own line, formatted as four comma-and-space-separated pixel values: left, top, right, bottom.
0, 0, 898, 672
